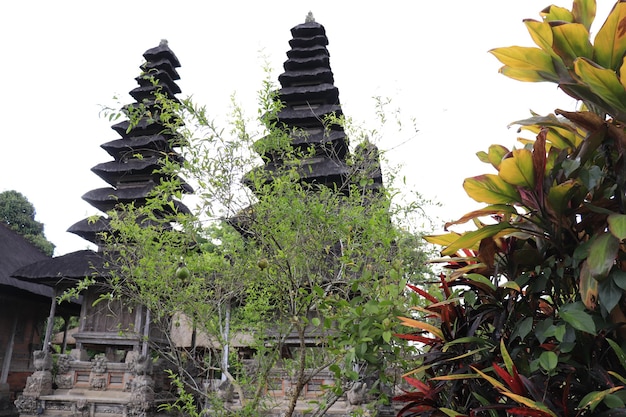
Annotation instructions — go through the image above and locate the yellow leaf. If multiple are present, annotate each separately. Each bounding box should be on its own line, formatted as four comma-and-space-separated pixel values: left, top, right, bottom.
578, 387, 623, 412
594, 3, 626, 71
620, 57, 626, 90
490, 46, 557, 75
541, 5, 574, 23
579, 260, 599, 310
500, 338, 515, 376
501, 392, 559, 417
551, 22, 593, 65
547, 180, 579, 215
464, 174, 521, 204
574, 57, 626, 113
524, 19, 556, 55
499, 149, 535, 188
471, 366, 508, 392
424, 232, 461, 247
498, 66, 552, 83
397, 316, 445, 340
573, 0, 596, 31
444, 204, 516, 229
440, 223, 515, 257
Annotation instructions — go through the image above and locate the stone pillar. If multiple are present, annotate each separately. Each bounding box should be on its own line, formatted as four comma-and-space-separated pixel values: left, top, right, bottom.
14, 351, 52, 415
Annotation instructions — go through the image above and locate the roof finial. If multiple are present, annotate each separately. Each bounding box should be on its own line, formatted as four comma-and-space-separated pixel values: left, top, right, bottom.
160, 39, 168, 46
305, 11, 315, 23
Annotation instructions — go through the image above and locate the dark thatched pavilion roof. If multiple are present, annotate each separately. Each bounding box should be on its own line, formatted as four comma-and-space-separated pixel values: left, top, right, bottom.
11, 249, 110, 288
0, 222, 53, 298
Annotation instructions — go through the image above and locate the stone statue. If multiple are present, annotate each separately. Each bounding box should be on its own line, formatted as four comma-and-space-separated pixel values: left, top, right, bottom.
347, 381, 368, 406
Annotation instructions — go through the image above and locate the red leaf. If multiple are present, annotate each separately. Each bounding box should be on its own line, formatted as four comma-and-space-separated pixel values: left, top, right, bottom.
439, 273, 452, 298
403, 376, 431, 393
396, 403, 435, 417
508, 407, 553, 417
533, 128, 547, 198
492, 363, 525, 395
406, 283, 439, 303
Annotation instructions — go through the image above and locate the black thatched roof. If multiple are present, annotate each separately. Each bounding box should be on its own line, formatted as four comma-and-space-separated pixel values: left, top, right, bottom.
0, 222, 53, 298
11, 249, 109, 287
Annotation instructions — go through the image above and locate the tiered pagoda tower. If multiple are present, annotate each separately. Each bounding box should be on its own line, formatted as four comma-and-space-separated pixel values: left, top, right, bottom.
234, 13, 383, 240
13, 40, 189, 417
69, 40, 191, 245
232, 14, 387, 416
250, 12, 382, 192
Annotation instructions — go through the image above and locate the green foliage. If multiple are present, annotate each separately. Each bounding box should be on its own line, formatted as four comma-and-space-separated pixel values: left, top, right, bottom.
0, 190, 55, 256
89, 67, 433, 416
396, 1, 626, 416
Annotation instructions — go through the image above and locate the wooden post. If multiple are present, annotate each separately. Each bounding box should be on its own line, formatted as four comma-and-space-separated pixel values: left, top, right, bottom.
43, 288, 58, 350
0, 315, 18, 383
141, 309, 151, 357
61, 315, 69, 353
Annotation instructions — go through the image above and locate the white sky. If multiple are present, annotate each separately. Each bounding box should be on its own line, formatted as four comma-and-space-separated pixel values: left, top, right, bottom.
0, 1, 614, 256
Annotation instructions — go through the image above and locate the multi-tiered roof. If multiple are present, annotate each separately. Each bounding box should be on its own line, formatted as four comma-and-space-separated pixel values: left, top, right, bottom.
249, 12, 382, 193
68, 40, 191, 245
250, 13, 350, 189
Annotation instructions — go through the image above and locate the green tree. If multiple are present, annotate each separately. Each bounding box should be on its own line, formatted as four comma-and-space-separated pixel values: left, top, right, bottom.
396, 1, 626, 416
0, 190, 55, 256
89, 71, 433, 417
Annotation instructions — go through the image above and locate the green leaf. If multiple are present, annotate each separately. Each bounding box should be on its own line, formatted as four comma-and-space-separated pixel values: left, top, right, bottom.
486, 144, 509, 170
438, 408, 468, 417
555, 325, 566, 342
465, 273, 496, 291
612, 269, 626, 291
574, 57, 626, 113
606, 338, 626, 370
560, 308, 596, 334
511, 317, 533, 341
311, 317, 321, 327
603, 271, 626, 316
578, 387, 623, 412
608, 213, 626, 239
499, 149, 535, 188
463, 174, 521, 204
594, 2, 626, 70
603, 393, 625, 409
382, 330, 392, 343
539, 351, 558, 371
561, 158, 581, 177
579, 165, 603, 190
587, 232, 619, 280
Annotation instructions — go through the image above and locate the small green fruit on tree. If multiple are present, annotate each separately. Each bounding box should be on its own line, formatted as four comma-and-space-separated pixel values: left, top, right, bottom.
175, 266, 190, 281
257, 258, 269, 270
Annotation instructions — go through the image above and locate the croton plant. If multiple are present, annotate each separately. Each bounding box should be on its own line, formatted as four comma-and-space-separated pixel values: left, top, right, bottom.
395, 1, 626, 416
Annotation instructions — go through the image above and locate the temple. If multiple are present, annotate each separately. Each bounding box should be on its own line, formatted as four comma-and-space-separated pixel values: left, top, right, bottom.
11, 40, 190, 417
10, 14, 390, 417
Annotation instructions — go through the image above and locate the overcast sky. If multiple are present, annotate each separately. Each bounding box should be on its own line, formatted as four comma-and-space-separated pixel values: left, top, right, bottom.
0, 1, 614, 256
